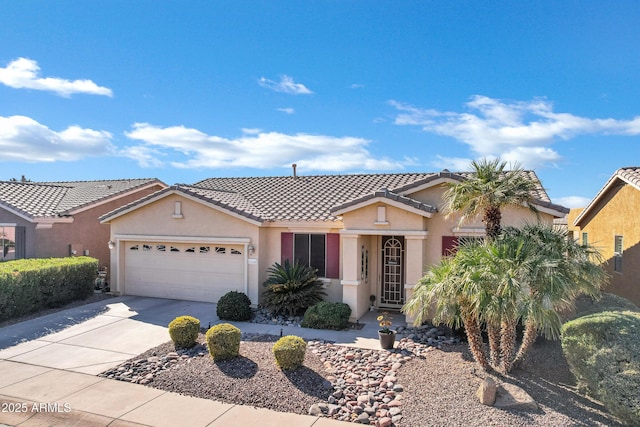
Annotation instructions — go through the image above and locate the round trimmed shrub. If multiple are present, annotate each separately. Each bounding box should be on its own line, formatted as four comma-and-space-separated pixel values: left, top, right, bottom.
273, 335, 306, 370
206, 323, 241, 361
561, 310, 640, 425
301, 301, 351, 330
216, 291, 252, 321
168, 316, 200, 349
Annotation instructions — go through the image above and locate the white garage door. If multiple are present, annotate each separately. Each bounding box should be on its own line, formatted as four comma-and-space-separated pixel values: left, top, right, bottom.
123, 241, 245, 303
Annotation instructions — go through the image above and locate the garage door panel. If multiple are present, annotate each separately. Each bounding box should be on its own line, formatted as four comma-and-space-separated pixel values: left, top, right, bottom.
123, 241, 246, 303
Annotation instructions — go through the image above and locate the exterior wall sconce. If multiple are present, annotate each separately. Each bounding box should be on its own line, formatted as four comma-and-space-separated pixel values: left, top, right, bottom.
247, 244, 255, 256
108, 240, 115, 250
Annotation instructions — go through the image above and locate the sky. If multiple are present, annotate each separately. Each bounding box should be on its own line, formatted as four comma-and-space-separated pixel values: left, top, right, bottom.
2, 1, 640, 209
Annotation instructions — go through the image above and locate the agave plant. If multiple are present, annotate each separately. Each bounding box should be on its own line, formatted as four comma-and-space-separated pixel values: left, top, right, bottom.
262, 259, 326, 317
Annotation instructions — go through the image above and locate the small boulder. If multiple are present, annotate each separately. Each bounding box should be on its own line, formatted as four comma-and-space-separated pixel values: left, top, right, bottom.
476, 377, 497, 405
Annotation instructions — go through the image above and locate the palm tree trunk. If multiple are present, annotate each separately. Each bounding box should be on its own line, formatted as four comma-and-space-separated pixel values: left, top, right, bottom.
513, 319, 537, 367
461, 310, 490, 371
483, 205, 502, 241
487, 322, 501, 369
500, 319, 517, 373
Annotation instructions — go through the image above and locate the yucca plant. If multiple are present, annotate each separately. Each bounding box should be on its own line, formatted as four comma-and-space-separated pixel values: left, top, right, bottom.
262, 259, 326, 317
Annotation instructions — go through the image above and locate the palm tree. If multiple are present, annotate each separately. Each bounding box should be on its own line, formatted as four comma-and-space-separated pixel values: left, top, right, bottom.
441, 158, 539, 241
500, 224, 607, 366
404, 225, 607, 373
402, 246, 490, 370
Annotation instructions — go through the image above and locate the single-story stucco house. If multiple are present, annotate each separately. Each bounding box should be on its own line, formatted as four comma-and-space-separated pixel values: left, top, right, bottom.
568, 167, 640, 307
0, 179, 167, 270
100, 169, 568, 320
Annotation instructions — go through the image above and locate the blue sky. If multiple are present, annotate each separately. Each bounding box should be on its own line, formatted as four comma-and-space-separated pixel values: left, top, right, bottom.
2, 1, 640, 208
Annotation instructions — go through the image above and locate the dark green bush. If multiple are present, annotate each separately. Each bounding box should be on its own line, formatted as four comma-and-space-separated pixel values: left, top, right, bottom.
301, 301, 351, 330
168, 316, 200, 349
561, 311, 640, 425
273, 335, 306, 370
0, 257, 97, 322
216, 290, 252, 321
262, 259, 326, 317
206, 323, 241, 361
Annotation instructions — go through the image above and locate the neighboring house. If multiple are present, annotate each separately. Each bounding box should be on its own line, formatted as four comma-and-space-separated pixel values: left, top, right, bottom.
570, 167, 640, 306
100, 170, 567, 320
0, 179, 167, 272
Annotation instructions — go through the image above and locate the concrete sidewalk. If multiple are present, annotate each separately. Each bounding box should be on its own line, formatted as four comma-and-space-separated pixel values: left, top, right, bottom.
0, 360, 349, 427
0, 296, 395, 426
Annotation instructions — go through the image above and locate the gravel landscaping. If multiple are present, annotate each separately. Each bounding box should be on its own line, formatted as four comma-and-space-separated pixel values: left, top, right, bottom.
100, 329, 624, 427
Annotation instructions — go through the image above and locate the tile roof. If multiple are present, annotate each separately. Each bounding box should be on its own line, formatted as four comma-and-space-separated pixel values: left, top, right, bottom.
101, 170, 566, 225
331, 188, 437, 215
0, 179, 164, 219
573, 167, 640, 227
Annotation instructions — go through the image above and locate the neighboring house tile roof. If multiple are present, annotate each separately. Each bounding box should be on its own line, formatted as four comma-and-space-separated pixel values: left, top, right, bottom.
574, 167, 640, 227
102, 171, 565, 224
0, 179, 164, 219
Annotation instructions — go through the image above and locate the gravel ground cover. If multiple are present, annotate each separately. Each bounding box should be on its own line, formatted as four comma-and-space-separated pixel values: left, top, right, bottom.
102, 332, 624, 427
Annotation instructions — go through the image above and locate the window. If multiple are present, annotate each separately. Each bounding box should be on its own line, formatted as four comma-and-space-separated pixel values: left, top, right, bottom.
294, 234, 326, 277
582, 232, 588, 246
281, 232, 339, 279
614, 235, 623, 273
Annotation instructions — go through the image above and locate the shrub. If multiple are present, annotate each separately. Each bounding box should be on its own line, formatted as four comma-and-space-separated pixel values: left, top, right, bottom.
216, 290, 252, 321
0, 257, 97, 322
301, 301, 351, 330
262, 259, 326, 317
273, 335, 306, 370
206, 323, 241, 361
561, 310, 640, 425
168, 316, 200, 349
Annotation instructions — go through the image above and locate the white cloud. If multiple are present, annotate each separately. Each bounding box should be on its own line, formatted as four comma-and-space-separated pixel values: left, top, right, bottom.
124, 123, 413, 171
258, 75, 313, 95
390, 96, 640, 169
277, 107, 295, 114
552, 196, 591, 209
0, 115, 114, 162
431, 155, 474, 172
0, 58, 113, 97
350, 83, 364, 89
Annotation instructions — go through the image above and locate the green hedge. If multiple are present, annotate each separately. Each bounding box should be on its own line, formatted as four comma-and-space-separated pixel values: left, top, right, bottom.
301, 301, 351, 330
561, 310, 640, 425
0, 257, 98, 322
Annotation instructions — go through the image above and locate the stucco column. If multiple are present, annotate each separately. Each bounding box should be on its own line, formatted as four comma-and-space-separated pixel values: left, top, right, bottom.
404, 234, 427, 325
340, 234, 364, 321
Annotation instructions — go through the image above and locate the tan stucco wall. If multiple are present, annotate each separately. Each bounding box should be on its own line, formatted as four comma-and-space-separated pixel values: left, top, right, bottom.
572, 183, 640, 306
109, 194, 261, 303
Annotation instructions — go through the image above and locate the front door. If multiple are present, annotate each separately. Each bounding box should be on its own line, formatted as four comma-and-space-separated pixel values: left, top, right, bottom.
380, 235, 404, 309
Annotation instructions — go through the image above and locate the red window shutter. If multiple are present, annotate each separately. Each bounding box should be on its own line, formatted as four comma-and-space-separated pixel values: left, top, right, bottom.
442, 236, 459, 257
281, 232, 293, 263
326, 233, 340, 279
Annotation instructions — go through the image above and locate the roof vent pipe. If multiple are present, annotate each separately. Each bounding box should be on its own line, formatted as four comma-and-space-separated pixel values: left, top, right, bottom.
292, 163, 297, 179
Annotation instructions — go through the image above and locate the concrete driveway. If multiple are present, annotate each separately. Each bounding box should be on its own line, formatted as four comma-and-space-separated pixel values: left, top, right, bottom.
0, 296, 222, 375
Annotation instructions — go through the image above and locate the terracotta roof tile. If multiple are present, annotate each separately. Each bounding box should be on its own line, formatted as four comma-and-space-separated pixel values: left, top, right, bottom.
0, 179, 163, 219
190, 171, 559, 222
